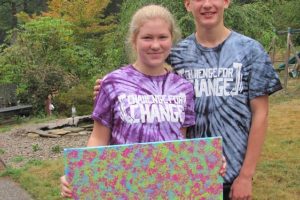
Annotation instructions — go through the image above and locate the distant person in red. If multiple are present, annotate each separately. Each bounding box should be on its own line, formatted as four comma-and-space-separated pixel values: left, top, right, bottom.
45, 94, 54, 116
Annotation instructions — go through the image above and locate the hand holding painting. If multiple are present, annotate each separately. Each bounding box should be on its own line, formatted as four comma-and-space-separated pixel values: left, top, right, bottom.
60, 176, 72, 198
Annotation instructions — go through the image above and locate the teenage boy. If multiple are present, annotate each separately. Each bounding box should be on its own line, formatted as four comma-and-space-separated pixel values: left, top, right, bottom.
168, 0, 282, 199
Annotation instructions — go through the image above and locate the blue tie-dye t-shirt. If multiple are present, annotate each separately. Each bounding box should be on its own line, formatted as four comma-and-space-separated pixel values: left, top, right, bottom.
168, 31, 282, 183
92, 65, 195, 145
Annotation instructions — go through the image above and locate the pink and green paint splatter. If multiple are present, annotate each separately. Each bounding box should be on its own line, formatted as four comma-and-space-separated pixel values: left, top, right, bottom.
64, 137, 223, 199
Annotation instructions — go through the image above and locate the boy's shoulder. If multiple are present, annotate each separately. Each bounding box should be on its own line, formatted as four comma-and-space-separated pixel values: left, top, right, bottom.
228, 31, 262, 47
174, 34, 196, 48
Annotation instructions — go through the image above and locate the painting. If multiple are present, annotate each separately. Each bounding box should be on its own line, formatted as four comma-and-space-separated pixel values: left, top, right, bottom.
64, 137, 223, 200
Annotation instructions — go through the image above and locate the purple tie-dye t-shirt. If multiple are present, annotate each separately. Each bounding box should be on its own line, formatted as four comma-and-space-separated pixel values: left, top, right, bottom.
92, 65, 195, 145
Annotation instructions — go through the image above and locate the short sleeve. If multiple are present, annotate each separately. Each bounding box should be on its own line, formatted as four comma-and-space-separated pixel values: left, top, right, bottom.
249, 41, 282, 100
182, 82, 196, 127
92, 81, 114, 128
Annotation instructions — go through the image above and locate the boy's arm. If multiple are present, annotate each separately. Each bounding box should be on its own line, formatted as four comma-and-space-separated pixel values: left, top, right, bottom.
93, 79, 102, 100
230, 95, 268, 199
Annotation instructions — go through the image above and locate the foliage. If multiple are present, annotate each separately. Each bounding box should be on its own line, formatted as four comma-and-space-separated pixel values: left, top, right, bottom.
271, 0, 300, 30
54, 84, 94, 117
22, 65, 78, 112
32, 144, 41, 152
272, 0, 300, 46
0, 17, 102, 113
46, 0, 111, 29
12, 156, 24, 163
51, 145, 63, 154
225, 2, 275, 46
0, 148, 5, 155
95, 31, 125, 73
45, 0, 116, 49
0, 0, 47, 43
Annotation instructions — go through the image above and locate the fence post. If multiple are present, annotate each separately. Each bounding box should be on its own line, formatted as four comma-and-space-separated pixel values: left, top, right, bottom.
283, 27, 291, 92
270, 29, 276, 64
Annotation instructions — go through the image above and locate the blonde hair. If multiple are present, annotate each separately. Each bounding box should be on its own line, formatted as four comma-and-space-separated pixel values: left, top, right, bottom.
126, 4, 181, 62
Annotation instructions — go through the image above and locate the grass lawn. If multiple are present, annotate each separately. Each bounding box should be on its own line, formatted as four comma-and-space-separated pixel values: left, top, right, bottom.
1, 78, 299, 200
253, 78, 300, 199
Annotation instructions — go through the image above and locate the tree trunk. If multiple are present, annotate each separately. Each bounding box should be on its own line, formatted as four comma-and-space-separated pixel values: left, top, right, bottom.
11, 2, 17, 28
23, 0, 29, 13
37, 0, 47, 12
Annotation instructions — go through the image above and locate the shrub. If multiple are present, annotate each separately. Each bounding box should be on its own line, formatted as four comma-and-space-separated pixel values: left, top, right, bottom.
54, 83, 94, 116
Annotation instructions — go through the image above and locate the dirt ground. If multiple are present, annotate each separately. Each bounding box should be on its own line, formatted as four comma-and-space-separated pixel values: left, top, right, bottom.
0, 128, 89, 168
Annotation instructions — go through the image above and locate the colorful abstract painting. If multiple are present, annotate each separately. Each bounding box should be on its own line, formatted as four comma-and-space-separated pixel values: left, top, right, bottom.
64, 137, 223, 200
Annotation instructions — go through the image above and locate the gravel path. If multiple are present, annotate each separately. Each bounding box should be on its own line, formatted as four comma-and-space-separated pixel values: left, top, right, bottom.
0, 177, 33, 200
0, 127, 90, 168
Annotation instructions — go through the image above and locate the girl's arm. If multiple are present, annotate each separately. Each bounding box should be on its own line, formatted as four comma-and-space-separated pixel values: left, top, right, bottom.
87, 120, 111, 147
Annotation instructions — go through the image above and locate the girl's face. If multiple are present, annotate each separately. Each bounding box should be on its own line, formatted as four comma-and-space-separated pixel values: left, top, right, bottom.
185, 0, 230, 30
134, 18, 172, 70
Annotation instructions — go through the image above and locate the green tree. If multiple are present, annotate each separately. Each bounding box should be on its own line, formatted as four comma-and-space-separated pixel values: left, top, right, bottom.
40, 0, 119, 77
0, 17, 102, 113
225, 2, 275, 46
272, 0, 300, 45
55, 84, 94, 116
18, 65, 78, 112
0, 0, 47, 44
45, 0, 116, 50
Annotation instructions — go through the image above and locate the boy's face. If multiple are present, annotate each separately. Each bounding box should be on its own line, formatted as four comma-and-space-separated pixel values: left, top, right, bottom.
184, 0, 230, 30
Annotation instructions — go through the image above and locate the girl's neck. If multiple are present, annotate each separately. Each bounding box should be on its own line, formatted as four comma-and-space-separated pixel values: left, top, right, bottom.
195, 25, 231, 48
132, 62, 167, 76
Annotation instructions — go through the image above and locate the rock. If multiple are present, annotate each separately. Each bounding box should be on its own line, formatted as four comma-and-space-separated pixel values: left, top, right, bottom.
66, 115, 92, 126
66, 131, 90, 136
48, 129, 71, 135
27, 133, 40, 138
47, 119, 71, 129
78, 131, 91, 136
35, 130, 61, 138
65, 133, 82, 136
63, 127, 85, 133
80, 124, 93, 129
